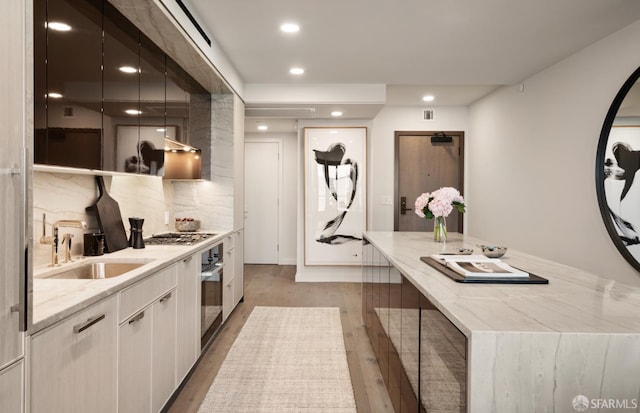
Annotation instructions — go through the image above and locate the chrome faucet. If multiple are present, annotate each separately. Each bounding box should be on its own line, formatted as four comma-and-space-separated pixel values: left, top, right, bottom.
40, 214, 88, 266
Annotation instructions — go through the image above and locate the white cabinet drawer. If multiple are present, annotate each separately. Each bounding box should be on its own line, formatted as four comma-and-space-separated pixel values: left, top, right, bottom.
120, 265, 176, 323
31, 295, 118, 413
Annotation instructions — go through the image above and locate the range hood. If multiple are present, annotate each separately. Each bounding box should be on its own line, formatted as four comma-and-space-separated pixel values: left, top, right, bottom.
163, 138, 202, 179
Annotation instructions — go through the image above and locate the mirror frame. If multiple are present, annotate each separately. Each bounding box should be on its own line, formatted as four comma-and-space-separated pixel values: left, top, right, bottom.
596, 65, 640, 273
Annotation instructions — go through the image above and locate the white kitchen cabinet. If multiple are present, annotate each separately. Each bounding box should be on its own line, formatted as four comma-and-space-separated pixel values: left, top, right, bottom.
118, 265, 177, 413
0, 359, 24, 413
30, 295, 118, 413
221, 230, 244, 322
233, 229, 244, 307
222, 235, 235, 321
118, 306, 152, 413
1, 3, 28, 411
176, 252, 200, 382
152, 290, 177, 412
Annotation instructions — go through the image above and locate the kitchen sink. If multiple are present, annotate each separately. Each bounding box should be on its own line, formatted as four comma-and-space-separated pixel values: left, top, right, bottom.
46, 261, 149, 280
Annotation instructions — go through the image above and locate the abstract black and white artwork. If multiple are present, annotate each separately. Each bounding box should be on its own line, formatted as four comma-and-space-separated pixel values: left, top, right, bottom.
596, 66, 640, 272
602, 127, 640, 252
304, 127, 367, 265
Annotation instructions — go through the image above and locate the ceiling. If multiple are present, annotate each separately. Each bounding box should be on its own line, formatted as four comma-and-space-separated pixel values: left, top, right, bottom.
186, 0, 640, 124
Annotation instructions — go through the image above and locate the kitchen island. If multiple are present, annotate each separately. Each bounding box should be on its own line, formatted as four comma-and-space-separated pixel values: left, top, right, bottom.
363, 231, 640, 412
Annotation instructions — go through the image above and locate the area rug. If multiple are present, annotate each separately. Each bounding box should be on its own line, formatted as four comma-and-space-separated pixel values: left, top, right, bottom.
198, 306, 357, 413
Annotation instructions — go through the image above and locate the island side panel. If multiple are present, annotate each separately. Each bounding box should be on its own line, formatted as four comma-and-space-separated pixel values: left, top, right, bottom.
468, 331, 640, 412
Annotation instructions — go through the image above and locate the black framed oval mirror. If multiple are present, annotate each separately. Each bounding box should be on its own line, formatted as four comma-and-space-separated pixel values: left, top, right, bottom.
596, 66, 640, 273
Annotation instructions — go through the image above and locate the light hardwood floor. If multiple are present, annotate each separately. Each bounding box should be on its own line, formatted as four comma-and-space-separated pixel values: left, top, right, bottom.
166, 264, 394, 413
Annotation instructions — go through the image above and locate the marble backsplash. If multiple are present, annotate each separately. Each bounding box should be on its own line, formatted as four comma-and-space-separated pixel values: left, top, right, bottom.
172, 179, 233, 232
33, 170, 234, 270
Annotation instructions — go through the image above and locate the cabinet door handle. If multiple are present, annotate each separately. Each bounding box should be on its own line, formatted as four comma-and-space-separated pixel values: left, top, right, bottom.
182, 256, 192, 263
160, 292, 172, 303
73, 314, 106, 334
128, 311, 145, 324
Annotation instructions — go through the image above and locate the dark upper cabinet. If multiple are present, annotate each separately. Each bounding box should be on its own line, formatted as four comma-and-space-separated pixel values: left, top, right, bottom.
34, 0, 210, 177
103, 1, 142, 173
34, 0, 102, 169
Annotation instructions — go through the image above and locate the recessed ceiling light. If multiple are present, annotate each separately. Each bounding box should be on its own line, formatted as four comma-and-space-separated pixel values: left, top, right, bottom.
119, 66, 138, 74
125, 109, 142, 115
280, 23, 300, 33
331, 111, 343, 117
156, 128, 166, 132
47, 92, 63, 99
47, 21, 72, 32
257, 125, 268, 131
422, 95, 435, 102
289, 67, 304, 75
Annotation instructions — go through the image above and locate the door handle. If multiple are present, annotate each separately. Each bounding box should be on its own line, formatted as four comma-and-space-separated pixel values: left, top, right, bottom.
400, 196, 413, 215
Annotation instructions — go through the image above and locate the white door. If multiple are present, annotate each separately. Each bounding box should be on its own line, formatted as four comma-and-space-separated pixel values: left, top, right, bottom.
244, 141, 280, 263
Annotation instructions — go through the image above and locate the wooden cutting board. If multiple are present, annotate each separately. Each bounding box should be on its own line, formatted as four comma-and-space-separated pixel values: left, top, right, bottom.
86, 176, 128, 253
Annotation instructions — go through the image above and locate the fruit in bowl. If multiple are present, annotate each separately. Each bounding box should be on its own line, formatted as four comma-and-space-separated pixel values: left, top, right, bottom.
175, 217, 200, 232
478, 245, 507, 258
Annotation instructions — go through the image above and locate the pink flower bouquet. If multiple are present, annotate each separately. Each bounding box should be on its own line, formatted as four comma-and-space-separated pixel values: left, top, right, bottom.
414, 187, 466, 242
414, 187, 465, 219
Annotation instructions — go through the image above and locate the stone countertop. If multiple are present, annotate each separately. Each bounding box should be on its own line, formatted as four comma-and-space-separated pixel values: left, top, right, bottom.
31, 230, 231, 334
364, 231, 640, 336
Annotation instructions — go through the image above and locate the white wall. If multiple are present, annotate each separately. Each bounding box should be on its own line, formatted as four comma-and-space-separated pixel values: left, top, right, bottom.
468, 20, 640, 285
370, 106, 470, 230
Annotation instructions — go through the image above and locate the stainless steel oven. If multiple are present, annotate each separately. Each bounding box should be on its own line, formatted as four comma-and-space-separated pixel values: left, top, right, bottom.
201, 242, 223, 349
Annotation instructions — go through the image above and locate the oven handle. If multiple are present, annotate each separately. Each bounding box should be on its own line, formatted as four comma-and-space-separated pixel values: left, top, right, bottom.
201, 265, 223, 282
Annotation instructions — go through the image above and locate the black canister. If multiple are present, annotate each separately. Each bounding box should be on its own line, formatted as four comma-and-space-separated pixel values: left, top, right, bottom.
83, 233, 105, 256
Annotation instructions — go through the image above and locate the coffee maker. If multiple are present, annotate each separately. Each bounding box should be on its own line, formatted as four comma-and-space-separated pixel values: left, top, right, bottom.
128, 217, 145, 249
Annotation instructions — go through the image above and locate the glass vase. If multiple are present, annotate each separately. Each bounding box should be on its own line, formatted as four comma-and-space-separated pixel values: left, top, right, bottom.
433, 216, 447, 243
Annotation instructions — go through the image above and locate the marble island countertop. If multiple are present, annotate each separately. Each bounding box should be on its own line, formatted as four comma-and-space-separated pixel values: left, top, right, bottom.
31, 230, 231, 333
364, 231, 640, 336
365, 231, 640, 411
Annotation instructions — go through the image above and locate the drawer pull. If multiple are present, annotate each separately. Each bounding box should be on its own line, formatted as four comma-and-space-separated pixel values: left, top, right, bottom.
73, 314, 106, 334
128, 311, 145, 324
160, 292, 172, 303
182, 256, 192, 263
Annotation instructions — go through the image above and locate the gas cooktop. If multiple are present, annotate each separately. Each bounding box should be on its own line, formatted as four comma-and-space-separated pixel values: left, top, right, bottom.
144, 232, 216, 246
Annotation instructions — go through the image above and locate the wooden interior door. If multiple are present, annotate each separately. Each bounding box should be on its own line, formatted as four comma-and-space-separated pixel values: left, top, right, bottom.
394, 132, 464, 232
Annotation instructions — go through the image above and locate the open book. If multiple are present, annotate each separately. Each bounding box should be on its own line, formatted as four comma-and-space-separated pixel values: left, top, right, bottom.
431, 254, 529, 278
